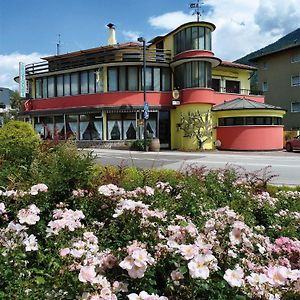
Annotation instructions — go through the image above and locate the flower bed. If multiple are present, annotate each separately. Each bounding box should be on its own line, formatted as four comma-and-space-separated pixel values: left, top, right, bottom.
0, 168, 299, 299
0, 122, 299, 299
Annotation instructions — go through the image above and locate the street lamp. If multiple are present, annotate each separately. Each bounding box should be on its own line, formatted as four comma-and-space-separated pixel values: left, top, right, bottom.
137, 36, 148, 151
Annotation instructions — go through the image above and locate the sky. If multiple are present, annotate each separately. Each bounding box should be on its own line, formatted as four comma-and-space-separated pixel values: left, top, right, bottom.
1, 0, 300, 90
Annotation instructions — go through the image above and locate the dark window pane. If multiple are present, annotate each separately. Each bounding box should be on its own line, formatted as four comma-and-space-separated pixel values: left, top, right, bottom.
255, 117, 264, 125
36, 78, 42, 98
48, 76, 55, 97
57, 75, 64, 96
128, 66, 138, 91
89, 70, 95, 93
198, 27, 205, 49
212, 79, 220, 91
234, 117, 244, 125
246, 117, 255, 125
71, 73, 79, 95
43, 77, 48, 98
80, 71, 88, 94
192, 27, 199, 49
153, 68, 161, 91
108, 67, 118, 91
265, 117, 272, 125
119, 67, 126, 91
161, 68, 171, 91
64, 74, 70, 96
145, 67, 152, 91
225, 118, 234, 126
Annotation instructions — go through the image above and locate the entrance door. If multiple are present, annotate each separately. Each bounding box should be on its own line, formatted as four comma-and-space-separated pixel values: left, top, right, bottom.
159, 111, 170, 149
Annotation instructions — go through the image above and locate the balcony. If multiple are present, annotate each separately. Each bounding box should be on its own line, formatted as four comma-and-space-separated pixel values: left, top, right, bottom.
213, 87, 264, 96
25, 47, 171, 75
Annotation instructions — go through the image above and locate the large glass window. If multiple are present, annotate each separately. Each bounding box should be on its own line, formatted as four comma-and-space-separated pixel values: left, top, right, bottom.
36, 79, 42, 98
64, 74, 70, 96
175, 61, 211, 89
161, 68, 171, 91
80, 71, 88, 94
108, 67, 118, 91
119, 67, 126, 91
128, 66, 139, 91
107, 113, 138, 140
42, 78, 48, 98
89, 70, 95, 93
48, 76, 55, 98
153, 68, 161, 91
57, 75, 64, 97
108, 66, 171, 92
71, 73, 79, 95
174, 26, 212, 55
35, 69, 105, 99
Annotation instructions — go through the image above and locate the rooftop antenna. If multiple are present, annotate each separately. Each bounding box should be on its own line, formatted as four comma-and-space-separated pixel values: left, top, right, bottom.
189, 0, 203, 22
56, 34, 61, 55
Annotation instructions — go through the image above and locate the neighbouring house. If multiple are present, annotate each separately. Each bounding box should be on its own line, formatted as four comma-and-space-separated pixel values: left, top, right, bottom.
16, 20, 285, 150
0, 87, 12, 127
236, 28, 300, 132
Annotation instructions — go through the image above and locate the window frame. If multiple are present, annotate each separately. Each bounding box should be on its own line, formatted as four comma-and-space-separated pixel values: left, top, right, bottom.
291, 101, 300, 113
291, 74, 300, 87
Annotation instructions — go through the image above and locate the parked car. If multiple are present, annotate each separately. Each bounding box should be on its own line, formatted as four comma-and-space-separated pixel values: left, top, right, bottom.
286, 135, 300, 152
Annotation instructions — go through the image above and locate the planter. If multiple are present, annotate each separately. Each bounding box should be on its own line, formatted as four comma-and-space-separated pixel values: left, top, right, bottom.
149, 138, 160, 152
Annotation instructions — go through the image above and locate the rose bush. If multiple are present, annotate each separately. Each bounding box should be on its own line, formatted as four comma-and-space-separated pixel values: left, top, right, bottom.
0, 172, 299, 299
0, 137, 299, 299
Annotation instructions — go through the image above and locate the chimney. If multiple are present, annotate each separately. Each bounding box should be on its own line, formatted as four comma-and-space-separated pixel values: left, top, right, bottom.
107, 23, 117, 45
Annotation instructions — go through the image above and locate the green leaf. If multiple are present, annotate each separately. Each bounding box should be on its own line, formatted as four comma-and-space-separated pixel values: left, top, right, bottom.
35, 276, 45, 285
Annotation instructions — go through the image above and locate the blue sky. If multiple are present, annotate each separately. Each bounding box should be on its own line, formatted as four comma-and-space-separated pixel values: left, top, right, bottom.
0, 0, 191, 55
1, 0, 299, 89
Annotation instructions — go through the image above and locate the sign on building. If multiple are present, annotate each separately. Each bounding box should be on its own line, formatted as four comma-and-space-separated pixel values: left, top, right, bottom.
19, 62, 26, 98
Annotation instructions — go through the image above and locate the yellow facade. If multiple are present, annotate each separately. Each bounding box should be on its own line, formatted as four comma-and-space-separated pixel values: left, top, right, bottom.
171, 104, 215, 151
212, 67, 251, 91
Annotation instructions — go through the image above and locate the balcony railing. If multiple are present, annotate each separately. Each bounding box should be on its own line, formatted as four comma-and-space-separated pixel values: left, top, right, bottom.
214, 87, 264, 96
25, 47, 172, 75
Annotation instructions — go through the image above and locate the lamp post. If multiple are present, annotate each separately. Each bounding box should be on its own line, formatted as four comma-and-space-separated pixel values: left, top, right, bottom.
137, 36, 148, 151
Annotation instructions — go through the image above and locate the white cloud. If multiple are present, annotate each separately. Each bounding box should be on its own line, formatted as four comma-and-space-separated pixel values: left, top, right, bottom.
147, 0, 300, 61
149, 11, 194, 30
254, 0, 300, 36
122, 30, 141, 42
0, 52, 48, 90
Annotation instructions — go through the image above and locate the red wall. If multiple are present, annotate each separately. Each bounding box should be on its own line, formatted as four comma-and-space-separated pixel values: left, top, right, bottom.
180, 89, 264, 106
217, 126, 284, 150
24, 89, 265, 113
28, 91, 172, 112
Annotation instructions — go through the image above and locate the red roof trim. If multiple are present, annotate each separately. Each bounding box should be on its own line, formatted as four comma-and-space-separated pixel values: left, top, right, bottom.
220, 61, 256, 70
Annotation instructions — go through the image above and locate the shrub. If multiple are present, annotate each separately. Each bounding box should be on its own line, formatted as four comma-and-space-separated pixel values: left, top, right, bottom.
130, 139, 152, 151
30, 142, 94, 203
0, 120, 40, 165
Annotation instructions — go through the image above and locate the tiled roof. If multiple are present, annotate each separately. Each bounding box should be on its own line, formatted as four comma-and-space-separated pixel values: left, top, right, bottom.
220, 61, 257, 70
212, 98, 282, 111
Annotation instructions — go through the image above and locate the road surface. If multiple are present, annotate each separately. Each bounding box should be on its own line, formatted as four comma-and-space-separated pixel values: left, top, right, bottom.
85, 149, 300, 186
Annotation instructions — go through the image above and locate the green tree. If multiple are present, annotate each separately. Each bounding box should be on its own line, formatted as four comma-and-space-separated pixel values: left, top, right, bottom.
179, 110, 214, 150
10, 90, 23, 110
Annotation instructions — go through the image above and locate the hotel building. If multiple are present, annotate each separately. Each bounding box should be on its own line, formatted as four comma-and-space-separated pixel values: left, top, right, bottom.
18, 21, 285, 151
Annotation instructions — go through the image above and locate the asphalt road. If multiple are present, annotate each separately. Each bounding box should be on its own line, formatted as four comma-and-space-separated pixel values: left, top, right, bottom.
85, 149, 300, 186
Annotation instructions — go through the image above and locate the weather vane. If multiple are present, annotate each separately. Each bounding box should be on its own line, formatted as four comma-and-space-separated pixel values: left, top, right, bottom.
189, 0, 203, 22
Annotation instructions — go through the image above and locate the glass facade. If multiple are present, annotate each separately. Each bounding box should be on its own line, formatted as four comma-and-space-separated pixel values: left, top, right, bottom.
107, 66, 171, 92
34, 113, 103, 140
175, 61, 212, 89
218, 117, 283, 126
34, 69, 99, 99
174, 26, 212, 55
